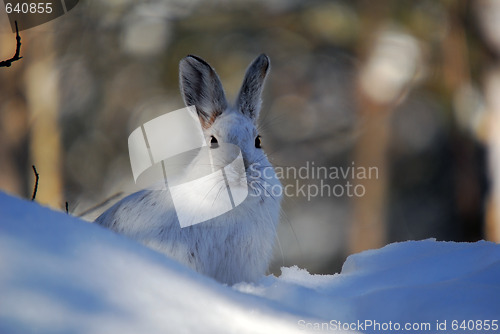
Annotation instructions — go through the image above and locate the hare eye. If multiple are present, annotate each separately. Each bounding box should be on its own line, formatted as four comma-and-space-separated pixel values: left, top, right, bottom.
210, 136, 219, 148
255, 135, 262, 149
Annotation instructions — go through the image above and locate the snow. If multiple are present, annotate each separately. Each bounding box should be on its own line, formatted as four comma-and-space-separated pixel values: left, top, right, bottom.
1, 191, 499, 334
237, 243, 500, 333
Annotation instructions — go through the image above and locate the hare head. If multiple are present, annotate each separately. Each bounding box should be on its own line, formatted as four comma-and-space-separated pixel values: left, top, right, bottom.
179, 54, 281, 204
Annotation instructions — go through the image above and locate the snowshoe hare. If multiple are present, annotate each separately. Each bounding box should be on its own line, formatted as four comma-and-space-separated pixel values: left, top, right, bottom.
96, 54, 282, 285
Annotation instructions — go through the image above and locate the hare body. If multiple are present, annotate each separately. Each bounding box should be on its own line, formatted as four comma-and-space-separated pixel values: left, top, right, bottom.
96, 54, 282, 285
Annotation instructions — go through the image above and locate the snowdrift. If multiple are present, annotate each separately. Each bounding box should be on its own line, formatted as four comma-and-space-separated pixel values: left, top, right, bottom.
1, 192, 499, 334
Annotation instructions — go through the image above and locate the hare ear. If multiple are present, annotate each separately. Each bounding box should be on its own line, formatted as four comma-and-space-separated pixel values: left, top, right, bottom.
179, 55, 228, 128
236, 54, 270, 122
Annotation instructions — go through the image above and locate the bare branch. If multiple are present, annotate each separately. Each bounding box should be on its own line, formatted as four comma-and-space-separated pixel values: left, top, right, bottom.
0, 21, 22, 68
31, 165, 39, 201
77, 192, 124, 217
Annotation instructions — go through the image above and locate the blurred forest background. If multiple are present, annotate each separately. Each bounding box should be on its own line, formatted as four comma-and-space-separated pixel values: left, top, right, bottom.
1, 0, 500, 274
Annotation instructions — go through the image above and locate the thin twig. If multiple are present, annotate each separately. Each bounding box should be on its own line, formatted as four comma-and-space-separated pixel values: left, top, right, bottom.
0, 21, 22, 68
77, 192, 124, 217
31, 165, 39, 201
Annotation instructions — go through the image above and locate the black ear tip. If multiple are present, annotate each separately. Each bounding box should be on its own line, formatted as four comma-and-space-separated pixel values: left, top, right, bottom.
256, 53, 270, 71
182, 54, 211, 68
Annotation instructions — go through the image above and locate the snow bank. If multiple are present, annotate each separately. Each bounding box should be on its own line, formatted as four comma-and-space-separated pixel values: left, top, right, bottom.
0, 192, 305, 334
1, 191, 499, 334
237, 241, 500, 333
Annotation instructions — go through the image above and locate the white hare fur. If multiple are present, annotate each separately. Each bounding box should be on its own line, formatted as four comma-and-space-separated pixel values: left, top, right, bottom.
96, 54, 282, 285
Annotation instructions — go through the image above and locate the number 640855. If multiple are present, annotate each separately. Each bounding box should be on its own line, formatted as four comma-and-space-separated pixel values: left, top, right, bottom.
5, 2, 53, 14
